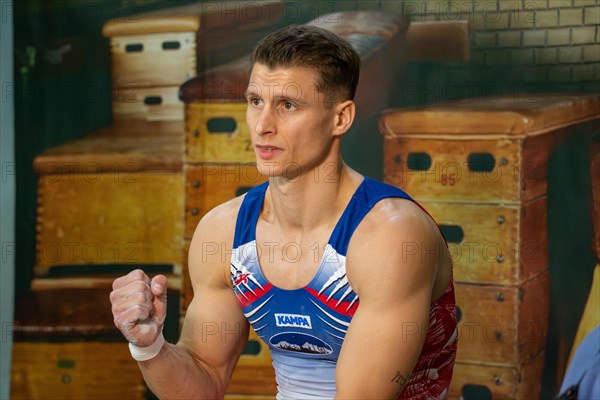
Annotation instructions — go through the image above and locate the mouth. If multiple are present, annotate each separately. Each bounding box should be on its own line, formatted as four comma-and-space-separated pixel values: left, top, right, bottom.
255, 144, 282, 160
256, 145, 282, 151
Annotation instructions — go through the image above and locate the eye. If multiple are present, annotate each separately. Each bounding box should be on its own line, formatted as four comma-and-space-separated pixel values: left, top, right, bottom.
247, 97, 262, 107
283, 101, 297, 111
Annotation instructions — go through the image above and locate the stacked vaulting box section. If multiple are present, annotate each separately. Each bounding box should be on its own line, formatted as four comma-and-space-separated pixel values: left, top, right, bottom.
179, 11, 409, 398
12, 3, 284, 399
102, 1, 285, 122
379, 93, 600, 400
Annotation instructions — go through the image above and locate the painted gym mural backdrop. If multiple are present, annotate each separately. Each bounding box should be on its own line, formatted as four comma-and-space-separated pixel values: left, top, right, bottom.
9, 1, 599, 399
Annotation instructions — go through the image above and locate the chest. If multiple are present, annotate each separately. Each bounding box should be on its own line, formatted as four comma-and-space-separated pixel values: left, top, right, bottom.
255, 239, 327, 289
254, 221, 333, 290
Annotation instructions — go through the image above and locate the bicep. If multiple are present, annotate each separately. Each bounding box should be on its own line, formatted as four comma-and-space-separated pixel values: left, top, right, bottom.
335, 289, 431, 399
177, 211, 250, 389
336, 201, 439, 398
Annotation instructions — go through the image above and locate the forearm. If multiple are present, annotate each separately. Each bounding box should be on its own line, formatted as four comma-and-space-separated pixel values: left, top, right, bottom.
137, 341, 225, 399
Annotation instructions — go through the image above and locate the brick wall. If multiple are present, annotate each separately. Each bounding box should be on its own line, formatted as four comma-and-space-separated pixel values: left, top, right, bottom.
374, 0, 600, 104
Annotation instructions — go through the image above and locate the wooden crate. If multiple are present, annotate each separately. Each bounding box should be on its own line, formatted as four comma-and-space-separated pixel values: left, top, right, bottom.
449, 353, 545, 400
11, 342, 145, 400
113, 85, 184, 122
11, 285, 182, 399
86, 119, 183, 137
10, 288, 145, 400
454, 272, 549, 366
421, 197, 547, 285
102, 1, 284, 88
185, 102, 253, 163
34, 133, 184, 276
380, 94, 600, 204
185, 163, 266, 239
181, 11, 409, 163
107, 31, 196, 89
379, 94, 598, 399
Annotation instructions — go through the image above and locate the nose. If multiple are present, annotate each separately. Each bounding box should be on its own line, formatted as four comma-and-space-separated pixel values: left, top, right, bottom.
254, 105, 276, 136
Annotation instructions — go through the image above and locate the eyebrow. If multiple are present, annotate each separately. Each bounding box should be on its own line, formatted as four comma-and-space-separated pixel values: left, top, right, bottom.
243, 89, 258, 98
243, 90, 308, 105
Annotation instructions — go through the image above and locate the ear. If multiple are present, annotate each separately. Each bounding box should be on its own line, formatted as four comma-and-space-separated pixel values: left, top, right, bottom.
332, 100, 356, 137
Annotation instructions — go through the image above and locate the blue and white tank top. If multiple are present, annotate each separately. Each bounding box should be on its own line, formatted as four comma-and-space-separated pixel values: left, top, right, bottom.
230, 177, 414, 399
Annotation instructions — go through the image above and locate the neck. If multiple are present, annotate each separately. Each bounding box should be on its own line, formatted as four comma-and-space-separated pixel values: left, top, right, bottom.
264, 159, 361, 234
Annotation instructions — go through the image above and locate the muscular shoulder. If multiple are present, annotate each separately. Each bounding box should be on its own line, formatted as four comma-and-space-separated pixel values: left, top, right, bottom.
356, 197, 438, 243
346, 197, 445, 296
188, 196, 245, 289
193, 196, 244, 244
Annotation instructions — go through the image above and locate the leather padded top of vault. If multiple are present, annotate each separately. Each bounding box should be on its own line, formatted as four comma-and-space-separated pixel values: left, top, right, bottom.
379, 93, 600, 139
102, 0, 284, 36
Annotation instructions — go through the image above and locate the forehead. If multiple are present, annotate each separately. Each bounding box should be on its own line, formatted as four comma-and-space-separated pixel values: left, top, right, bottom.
247, 63, 320, 98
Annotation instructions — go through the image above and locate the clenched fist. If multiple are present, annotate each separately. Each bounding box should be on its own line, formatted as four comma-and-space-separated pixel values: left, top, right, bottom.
110, 269, 167, 347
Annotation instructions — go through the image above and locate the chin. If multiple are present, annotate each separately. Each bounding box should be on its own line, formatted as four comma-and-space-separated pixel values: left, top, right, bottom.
256, 161, 303, 180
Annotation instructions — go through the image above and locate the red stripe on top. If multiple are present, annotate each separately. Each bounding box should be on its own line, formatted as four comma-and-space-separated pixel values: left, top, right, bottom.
235, 283, 274, 309
304, 287, 359, 318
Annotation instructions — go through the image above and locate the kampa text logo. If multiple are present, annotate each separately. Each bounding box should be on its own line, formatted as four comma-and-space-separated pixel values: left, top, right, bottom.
275, 313, 312, 329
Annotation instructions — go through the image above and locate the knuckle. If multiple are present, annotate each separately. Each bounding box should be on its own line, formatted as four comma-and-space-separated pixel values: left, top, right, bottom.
112, 276, 124, 290
132, 280, 150, 293
131, 269, 147, 281
121, 285, 149, 305
131, 291, 149, 304
111, 302, 124, 316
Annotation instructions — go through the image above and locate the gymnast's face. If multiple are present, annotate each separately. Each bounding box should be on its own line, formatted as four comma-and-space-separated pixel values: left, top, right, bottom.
245, 63, 343, 179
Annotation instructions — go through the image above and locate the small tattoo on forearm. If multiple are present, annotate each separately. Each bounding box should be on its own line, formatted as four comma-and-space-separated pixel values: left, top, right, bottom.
391, 371, 409, 388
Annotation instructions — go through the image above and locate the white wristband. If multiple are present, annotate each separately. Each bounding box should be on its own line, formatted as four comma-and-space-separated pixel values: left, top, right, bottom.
129, 332, 165, 361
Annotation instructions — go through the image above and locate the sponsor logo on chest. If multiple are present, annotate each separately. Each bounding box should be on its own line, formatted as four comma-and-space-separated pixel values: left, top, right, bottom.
275, 313, 312, 329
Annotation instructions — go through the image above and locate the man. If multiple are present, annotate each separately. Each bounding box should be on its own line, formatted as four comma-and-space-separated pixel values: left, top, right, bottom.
110, 25, 457, 399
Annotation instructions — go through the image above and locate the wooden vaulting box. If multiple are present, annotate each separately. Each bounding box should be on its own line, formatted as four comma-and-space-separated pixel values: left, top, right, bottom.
380, 93, 600, 400
379, 94, 600, 204
185, 163, 266, 239
11, 286, 182, 400
102, 0, 284, 87
11, 289, 145, 400
102, 1, 284, 122
454, 272, 549, 365
425, 197, 548, 285
185, 101, 254, 163
450, 355, 545, 400
112, 85, 184, 122
451, 273, 549, 399
33, 128, 185, 277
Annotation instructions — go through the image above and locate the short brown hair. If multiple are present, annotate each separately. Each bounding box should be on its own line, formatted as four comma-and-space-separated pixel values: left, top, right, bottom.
250, 25, 361, 104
